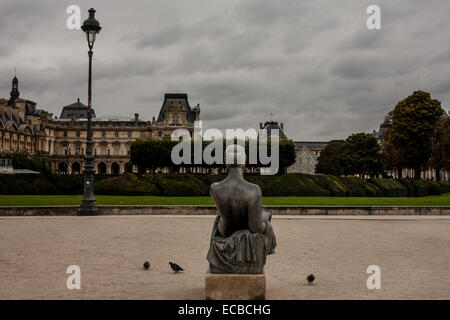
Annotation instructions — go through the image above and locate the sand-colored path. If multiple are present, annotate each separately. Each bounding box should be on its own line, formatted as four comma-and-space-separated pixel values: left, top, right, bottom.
0, 216, 449, 299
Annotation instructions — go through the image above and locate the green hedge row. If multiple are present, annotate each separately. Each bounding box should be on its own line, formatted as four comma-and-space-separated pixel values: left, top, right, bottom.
1, 173, 449, 197
94, 173, 450, 197
0, 174, 109, 195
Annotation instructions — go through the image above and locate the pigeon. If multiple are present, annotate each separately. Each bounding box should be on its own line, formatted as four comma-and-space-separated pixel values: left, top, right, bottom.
169, 262, 183, 273
143, 261, 150, 269
307, 274, 315, 285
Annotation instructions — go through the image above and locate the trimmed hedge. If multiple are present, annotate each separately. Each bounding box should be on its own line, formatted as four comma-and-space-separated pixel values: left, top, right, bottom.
1, 172, 450, 197
369, 178, 408, 197
333, 176, 381, 197
95, 174, 157, 196
411, 180, 442, 197
439, 181, 450, 194
311, 175, 348, 197
258, 174, 330, 196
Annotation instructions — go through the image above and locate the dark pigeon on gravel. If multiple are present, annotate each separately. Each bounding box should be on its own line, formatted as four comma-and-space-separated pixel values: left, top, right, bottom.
169, 262, 183, 273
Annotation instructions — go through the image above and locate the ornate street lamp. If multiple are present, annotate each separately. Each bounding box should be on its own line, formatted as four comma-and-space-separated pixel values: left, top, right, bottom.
78, 8, 101, 216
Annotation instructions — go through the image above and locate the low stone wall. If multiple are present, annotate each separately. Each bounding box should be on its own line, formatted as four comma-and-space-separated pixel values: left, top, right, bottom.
0, 205, 448, 216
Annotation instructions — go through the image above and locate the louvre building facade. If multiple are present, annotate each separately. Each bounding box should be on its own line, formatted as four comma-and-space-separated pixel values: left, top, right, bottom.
0, 76, 200, 175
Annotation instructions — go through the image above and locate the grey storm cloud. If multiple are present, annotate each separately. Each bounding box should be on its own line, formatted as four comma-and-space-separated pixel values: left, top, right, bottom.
0, 0, 449, 140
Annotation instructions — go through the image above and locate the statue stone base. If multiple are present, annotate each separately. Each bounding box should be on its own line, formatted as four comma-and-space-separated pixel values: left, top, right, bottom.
205, 271, 266, 300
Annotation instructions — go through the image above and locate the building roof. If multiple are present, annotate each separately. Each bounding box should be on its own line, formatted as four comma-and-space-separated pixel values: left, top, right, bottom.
157, 93, 196, 123
260, 121, 287, 139
294, 141, 328, 150
60, 98, 96, 119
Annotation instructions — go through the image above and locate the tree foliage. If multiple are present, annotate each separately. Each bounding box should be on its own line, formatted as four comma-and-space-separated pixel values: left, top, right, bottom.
317, 134, 384, 177
341, 133, 384, 177
430, 116, 450, 180
130, 138, 296, 174
388, 91, 444, 179
0, 150, 51, 175
315, 140, 347, 175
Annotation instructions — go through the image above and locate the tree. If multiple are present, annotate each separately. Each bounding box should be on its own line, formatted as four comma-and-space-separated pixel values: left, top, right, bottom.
389, 91, 444, 179
130, 138, 297, 174
278, 139, 297, 174
130, 139, 177, 173
382, 127, 406, 178
316, 140, 347, 175
341, 133, 384, 177
0, 150, 51, 175
430, 116, 450, 180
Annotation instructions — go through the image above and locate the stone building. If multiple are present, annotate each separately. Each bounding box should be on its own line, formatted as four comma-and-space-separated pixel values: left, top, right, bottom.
0, 76, 200, 175
259, 120, 328, 174
287, 141, 328, 174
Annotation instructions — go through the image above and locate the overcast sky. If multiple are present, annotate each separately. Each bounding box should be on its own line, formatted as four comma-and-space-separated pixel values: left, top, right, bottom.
1, 0, 449, 140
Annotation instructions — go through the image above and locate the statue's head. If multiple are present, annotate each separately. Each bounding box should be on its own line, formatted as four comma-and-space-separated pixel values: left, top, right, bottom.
225, 144, 246, 169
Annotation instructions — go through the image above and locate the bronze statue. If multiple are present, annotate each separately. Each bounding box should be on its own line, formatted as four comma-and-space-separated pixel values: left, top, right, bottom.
207, 145, 276, 274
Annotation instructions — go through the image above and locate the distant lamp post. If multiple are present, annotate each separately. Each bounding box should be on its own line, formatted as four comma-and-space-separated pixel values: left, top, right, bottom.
78, 8, 101, 216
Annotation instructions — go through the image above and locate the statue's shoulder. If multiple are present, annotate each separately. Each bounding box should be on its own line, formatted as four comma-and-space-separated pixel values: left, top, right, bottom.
243, 180, 262, 196
210, 181, 222, 195
210, 181, 221, 191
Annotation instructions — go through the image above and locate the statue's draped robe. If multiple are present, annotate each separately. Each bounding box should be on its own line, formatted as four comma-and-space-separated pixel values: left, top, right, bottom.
207, 213, 277, 274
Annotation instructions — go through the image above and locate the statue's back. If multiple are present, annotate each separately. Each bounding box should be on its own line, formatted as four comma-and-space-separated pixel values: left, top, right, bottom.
210, 179, 258, 237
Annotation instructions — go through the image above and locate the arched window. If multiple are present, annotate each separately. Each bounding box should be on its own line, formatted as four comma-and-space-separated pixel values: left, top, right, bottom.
58, 162, 68, 175
111, 162, 120, 176
71, 162, 81, 174
97, 162, 107, 174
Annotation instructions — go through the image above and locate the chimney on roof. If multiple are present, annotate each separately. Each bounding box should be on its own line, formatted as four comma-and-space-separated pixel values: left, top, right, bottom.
280, 123, 284, 129
259, 123, 263, 129
134, 113, 139, 123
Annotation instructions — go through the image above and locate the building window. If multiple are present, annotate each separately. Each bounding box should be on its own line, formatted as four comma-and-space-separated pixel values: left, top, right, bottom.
128, 131, 132, 138
101, 144, 107, 155
115, 131, 119, 138
126, 144, 131, 155
62, 143, 68, 155
76, 130, 80, 137
76, 143, 81, 155
114, 144, 120, 155
140, 132, 145, 138
102, 131, 106, 138
158, 131, 162, 137
63, 131, 67, 137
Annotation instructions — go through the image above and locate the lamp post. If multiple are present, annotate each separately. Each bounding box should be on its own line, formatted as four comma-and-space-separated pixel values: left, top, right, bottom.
78, 8, 101, 216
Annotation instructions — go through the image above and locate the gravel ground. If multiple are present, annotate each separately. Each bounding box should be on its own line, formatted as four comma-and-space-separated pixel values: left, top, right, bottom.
0, 215, 449, 300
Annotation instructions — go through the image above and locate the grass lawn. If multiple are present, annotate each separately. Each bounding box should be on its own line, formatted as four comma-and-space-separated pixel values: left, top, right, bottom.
0, 193, 449, 206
